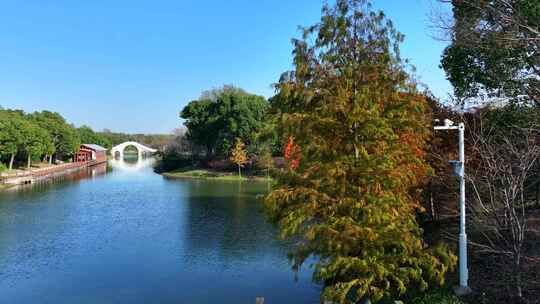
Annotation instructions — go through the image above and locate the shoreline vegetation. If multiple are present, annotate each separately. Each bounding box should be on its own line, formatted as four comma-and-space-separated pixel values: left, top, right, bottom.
155, 0, 540, 302
1, 0, 538, 302
0, 183, 14, 191
161, 167, 272, 182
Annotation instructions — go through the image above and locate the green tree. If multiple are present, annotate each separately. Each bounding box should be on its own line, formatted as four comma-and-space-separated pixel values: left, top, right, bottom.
43, 138, 56, 164
254, 109, 281, 156
0, 111, 24, 170
230, 138, 248, 178
265, 1, 455, 302
441, 0, 539, 105
97, 131, 172, 149
180, 99, 218, 155
199, 84, 248, 101
19, 119, 52, 168
180, 86, 269, 157
257, 145, 274, 180
29, 111, 80, 161
77, 125, 112, 149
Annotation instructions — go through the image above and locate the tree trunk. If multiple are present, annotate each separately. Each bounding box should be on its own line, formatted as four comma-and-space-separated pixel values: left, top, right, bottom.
430, 192, 437, 221
515, 257, 523, 299
536, 182, 540, 207
9, 153, 15, 170
266, 168, 271, 191
27, 154, 31, 169
238, 165, 241, 178
49, 155, 53, 164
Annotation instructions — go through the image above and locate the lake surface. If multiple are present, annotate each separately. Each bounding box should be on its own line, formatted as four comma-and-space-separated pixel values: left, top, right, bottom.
0, 158, 320, 303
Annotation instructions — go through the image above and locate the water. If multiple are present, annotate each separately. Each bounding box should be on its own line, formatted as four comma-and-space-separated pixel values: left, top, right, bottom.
0, 158, 320, 303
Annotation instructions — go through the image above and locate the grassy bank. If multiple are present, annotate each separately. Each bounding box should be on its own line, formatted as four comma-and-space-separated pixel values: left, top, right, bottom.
0, 183, 15, 191
411, 289, 464, 304
162, 167, 272, 182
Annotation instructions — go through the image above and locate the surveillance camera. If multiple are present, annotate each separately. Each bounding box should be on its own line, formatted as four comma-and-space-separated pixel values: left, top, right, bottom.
444, 119, 454, 127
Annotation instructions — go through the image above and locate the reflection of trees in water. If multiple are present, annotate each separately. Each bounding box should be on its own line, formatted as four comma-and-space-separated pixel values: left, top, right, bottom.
0, 160, 113, 254
123, 155, 138, 165
123, 145, 139, 154
180, 180, 290, 267
113, 145, 154, 161
0, 162, 111, 273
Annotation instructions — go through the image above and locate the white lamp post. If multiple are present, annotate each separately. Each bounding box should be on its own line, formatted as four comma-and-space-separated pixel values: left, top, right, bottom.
434, 119, 471, 295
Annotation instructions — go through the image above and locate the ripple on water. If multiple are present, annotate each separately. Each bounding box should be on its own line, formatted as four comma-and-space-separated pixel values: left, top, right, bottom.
0, 159, 320, 304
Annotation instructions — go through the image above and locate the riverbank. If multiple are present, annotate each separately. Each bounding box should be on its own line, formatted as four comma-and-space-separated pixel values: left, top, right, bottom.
0, 183, 15, 191
0, 160, 106, 188
162, 167, 271, 182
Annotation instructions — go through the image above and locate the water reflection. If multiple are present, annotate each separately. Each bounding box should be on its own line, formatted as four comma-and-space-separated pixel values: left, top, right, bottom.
109, 156, 155, 172
0, 157, 320, 304
181, 180, 286, 264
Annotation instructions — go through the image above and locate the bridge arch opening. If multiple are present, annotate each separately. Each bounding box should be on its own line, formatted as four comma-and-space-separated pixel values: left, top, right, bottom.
110, 141, 158, 160
123, 145, 141, 158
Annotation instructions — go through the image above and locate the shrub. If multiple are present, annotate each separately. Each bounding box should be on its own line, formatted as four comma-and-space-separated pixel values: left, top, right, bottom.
411, 291, 464, 304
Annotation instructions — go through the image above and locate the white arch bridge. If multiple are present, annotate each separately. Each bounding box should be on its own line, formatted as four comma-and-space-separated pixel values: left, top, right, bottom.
111, 141, 158, 158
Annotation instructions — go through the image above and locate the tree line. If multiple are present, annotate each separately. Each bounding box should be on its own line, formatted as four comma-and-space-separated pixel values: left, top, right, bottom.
0, 107, 177, 172
168, 0, 539, 303
158, 85, 276, 174
98, 130, 173, 150
0, 108, 177, 170
0, 108, 112, 171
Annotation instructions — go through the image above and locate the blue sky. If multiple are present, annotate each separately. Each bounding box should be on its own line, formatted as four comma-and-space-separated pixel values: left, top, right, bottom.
0, 0, 452, 134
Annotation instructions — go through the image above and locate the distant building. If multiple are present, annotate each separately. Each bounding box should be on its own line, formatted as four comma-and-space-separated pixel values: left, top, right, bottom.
74, 144, 108, 164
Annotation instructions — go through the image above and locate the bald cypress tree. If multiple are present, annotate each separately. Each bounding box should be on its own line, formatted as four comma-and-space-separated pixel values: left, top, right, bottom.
265, 1, 456, 302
